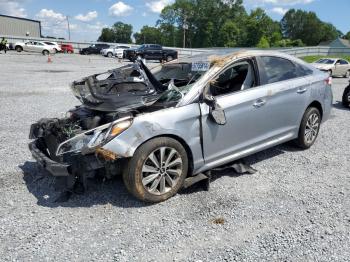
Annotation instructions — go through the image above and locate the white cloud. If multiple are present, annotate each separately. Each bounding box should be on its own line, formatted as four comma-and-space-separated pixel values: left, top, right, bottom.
248, 0, 314, 6
36, 9, 66, 23
74, 11, 98, 22
0, 0, 27, 17
271, 7, 288, 15
109, 1, 133, 17
36, 9, 68, 37
145, 0, 173, 13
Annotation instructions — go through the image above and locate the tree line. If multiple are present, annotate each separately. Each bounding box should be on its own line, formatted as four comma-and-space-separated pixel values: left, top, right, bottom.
98, 0, 347, 48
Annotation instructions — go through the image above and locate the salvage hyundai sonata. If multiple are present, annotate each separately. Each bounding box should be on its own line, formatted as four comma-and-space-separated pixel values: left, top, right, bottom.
29, 50, 333, 203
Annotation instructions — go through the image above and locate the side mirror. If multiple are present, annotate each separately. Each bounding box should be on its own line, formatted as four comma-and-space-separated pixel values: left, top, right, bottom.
202, 84, 226, 125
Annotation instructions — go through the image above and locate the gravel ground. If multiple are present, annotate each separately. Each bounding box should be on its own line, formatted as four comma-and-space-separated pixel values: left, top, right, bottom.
0, 52, 349, 262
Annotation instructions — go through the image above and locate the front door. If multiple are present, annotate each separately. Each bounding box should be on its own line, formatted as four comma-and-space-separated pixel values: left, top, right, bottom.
23, 42, 35, 52
201, 58, 273, 166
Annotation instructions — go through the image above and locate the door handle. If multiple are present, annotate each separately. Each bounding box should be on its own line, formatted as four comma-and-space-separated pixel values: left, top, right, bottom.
297, 87, 307, 94
253, 99, 266, 108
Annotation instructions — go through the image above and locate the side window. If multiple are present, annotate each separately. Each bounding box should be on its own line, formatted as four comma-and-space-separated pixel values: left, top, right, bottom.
260, 56, 299, 84
340, 60, 349, 65
296, 63, 313, 76
211, 60, 257, 96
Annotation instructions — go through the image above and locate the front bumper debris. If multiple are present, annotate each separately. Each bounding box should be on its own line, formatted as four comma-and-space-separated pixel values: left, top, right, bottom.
29, 141, 70, 177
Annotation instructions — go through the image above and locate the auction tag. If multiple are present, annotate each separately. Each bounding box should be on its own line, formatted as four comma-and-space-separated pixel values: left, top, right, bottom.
192, 62, 210, 72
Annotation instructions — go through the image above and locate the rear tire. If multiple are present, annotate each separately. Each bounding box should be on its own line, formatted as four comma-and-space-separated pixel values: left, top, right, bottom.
342, 85, 350, 108
295, 107, 321, 149
15, 46, 23, 52
123, 137, 188, 203
345, 70, 350, 78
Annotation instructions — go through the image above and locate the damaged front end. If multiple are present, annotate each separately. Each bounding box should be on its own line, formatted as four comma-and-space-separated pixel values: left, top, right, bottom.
29, 109, 133, 191
29, 60, 168, 193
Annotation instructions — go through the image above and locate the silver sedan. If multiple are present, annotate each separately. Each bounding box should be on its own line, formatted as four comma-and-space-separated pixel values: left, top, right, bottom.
29, 50, 333, 202
312, 58, 350, 77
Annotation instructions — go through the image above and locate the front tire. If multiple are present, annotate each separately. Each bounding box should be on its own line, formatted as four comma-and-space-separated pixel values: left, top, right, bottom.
107, 52, 113, 58
123, 137, 188, 203
342, 85, 350, 108
42, 50, 49, 56
295, 107, 321, 149
166, 55, 174, 62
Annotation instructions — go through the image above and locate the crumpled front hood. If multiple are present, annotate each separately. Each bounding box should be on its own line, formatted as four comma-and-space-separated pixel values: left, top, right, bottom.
71, 61, 168, 112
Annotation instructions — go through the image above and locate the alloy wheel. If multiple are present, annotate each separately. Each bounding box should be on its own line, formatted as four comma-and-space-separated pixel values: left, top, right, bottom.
141, 147, 183, 196
304, 113, 320, 144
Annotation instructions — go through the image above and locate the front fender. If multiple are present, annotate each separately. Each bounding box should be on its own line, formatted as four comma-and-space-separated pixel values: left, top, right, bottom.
102, 103, 205, 170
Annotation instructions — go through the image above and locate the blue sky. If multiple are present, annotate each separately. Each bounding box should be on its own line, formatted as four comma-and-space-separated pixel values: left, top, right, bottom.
1, 0, 349, 41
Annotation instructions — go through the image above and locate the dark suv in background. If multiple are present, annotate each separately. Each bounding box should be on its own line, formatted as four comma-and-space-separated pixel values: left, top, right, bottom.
124, 44, 178, 62
80, 44, 110, 55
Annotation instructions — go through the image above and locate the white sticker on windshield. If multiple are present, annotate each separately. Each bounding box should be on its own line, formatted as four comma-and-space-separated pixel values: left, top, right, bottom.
191, 62, 210, 72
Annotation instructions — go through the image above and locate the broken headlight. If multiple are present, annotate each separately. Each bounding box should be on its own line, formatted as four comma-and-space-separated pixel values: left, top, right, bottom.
56, 119, 132, 156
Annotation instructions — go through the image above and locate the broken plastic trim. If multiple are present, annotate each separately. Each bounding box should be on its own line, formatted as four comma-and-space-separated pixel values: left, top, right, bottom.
183, 160, 257, 190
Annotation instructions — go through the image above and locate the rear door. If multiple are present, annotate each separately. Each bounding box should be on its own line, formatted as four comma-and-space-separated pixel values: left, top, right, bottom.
34, 42, 45, 53
143, 45, 153, 59
338, 60, 350, 75
256, 56, 310, 136
152, 45, 163, 59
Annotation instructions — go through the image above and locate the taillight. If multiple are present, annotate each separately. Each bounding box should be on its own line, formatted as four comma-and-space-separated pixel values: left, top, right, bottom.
325, 77, 332, 86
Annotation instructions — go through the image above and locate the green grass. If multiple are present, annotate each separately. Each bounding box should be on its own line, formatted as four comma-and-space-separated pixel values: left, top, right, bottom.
301, 55, 350, 63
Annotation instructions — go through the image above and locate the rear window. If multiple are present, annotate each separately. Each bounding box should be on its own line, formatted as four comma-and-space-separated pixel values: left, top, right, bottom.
260, 56, 301, 84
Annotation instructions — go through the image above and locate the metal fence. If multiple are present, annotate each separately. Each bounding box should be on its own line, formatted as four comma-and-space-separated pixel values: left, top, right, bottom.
281, 47, 350, 57
1, 34, 350, 58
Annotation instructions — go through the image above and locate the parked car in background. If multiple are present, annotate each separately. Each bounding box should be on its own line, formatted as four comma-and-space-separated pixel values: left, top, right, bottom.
124, 44, 178, 62
312, 58, 350, 77
43, 41, 62, 53
60, 44, 74, 54
14, 41, 55, 55
80, 44, 110, 55
101, 45, 130, 58
29, 50, 332, 203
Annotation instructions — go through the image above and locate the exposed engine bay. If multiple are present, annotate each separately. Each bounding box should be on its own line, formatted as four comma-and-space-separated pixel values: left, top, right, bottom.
29, 60, 208, 197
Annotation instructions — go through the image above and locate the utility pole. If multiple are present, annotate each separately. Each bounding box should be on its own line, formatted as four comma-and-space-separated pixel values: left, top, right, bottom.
183, 16, 186, 48
66, 15, 71, 40
183, 16, 188, 48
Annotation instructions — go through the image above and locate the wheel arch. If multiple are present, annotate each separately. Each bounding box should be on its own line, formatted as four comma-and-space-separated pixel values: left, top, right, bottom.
307, 100, 323, 120
133, 134, 194, 178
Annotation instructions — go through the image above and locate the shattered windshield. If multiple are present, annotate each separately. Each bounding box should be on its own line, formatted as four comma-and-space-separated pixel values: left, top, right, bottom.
151, 62, 210, 103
